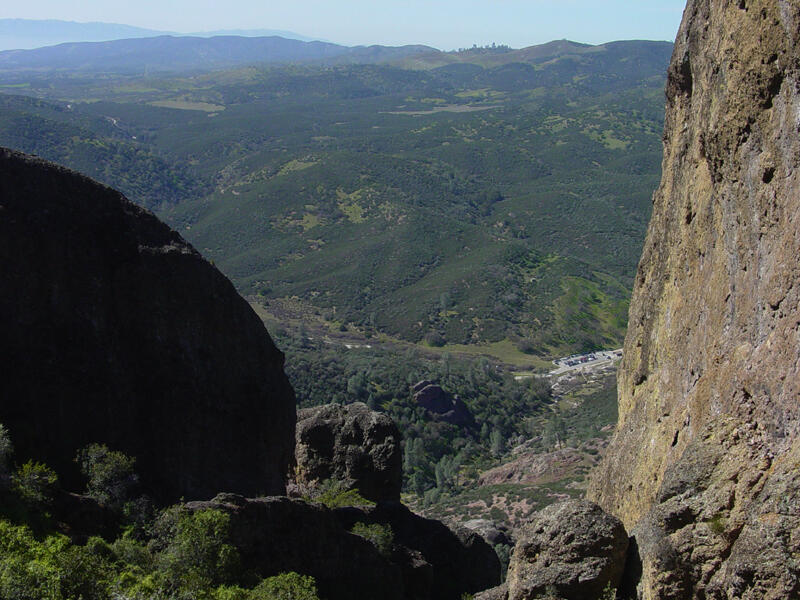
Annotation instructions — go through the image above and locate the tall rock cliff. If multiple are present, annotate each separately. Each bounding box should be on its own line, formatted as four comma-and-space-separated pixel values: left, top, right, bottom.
588, 1, 800, 598
0, 147, 296, 502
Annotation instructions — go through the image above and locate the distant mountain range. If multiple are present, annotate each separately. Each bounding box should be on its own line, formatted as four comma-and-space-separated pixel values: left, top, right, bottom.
0, 34, 436, 73
0, 29, 671, 75
0, 18, 319, 51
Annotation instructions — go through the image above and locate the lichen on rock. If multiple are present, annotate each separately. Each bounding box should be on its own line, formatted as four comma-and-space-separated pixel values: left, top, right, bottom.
588, 1, 800, 598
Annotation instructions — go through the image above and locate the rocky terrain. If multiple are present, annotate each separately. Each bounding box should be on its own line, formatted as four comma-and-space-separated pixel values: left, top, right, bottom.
588, 0, 800, 598
184, 493, 500, 600
0, 147, 296, 502
294, 402, 403, 502
0, 148, 501, 599
476, 500, 628, 600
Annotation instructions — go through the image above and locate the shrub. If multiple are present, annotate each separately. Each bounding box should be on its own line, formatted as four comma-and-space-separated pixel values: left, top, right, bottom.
159, 508, 240, 590
250, 572, 320, 600
424, 331, 446, 347
306, 480, 375, 509
76, 443, 139, 509
515, 338, 537, 354
12, 461, 58, 504
350, 522, 393, 557
708, 513, 727, 536
212, 585, 250, 600
53, 543, 113, 600
0, 522, 112, 600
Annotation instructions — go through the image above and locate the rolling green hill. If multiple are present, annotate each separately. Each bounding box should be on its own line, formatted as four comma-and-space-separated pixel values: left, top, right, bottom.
0, 39, 671, 355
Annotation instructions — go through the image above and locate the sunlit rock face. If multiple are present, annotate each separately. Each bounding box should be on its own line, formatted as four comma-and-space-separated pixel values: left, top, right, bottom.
588, 1, 800, 598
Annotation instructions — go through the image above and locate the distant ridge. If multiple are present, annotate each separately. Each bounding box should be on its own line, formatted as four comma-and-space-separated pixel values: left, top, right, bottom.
394, 39, 672, 70
0, 19, 169, 51
0, 33, 669, 74
0, 18, 320, 51
0, 34, 438, 73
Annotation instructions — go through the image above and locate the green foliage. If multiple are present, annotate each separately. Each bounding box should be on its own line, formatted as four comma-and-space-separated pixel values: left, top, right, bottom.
493, 543, 512, 579
350, 522, 394, 557
278, 329, 553, 500
601, 583, 618, 600
424, 332, 447, 347
0, 424, 12, 476
0, 425, 321, 600
213, 585, 251, 600
250, 572, 320, 600
708, 513, 727, 536
0, 41, 669, 353
306, 480, 375, 509
12, 461, 58, 505
159, 508, 241, 591
0, 521, 112, 600
0, 95, 209, 211
76, 443, 139, 509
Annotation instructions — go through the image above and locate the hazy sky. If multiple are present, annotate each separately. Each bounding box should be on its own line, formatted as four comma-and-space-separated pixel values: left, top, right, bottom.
4, 1, 687, 49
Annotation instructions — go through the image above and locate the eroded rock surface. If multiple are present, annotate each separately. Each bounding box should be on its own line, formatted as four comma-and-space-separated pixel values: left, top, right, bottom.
504, 500, 628, 600
588, 1, 800, 598
295, 402, 402, 502
0, 148, 295, 502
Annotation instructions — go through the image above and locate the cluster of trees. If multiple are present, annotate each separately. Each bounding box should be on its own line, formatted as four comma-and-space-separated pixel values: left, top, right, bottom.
0, 425, 321, 600
277, 329, 553, 502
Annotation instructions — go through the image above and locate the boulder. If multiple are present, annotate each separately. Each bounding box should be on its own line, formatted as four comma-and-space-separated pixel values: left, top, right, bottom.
0, 148, 295, 502
335, 501, 502, 599
506, 500, 628, 600
412, 381, 476, 428
475, 583, 509, 600
462, 519, 513, 547
295, 402, 402, 502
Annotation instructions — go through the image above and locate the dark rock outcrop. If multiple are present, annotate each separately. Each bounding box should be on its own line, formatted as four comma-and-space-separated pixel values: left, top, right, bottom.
335, 501, 502, 599
0, 148, 296, 502
504, 500, 628, 600
412, 381, 476, 428
185, 494, 404, 600
588, 1, 800, 598
187, 494, 500, 600
462, 519, 513, 547
295, 402, 402, 502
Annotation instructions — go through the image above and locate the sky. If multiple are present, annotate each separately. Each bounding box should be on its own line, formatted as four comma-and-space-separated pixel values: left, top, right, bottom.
3, 1, 687, 50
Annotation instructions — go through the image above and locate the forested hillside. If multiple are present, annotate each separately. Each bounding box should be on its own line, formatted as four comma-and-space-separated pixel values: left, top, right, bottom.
0, 39, 671, 355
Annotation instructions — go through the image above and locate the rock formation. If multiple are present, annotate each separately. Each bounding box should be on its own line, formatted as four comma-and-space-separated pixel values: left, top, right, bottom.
335, 501, 502, 598
412, 381, 476, 428
186, 493, 501, 600
185, 494, 404, 600
462, 519, 513, 547
505, 501, 628, 600
477, 500, 628, 600
588, 1, 800, 598
294, 402, 402, 502
0, 148, 296, 502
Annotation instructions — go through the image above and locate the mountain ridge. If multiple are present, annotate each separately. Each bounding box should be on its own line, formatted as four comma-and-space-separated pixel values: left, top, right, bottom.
0, 18, 319, 50
0, 33, 670, 74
